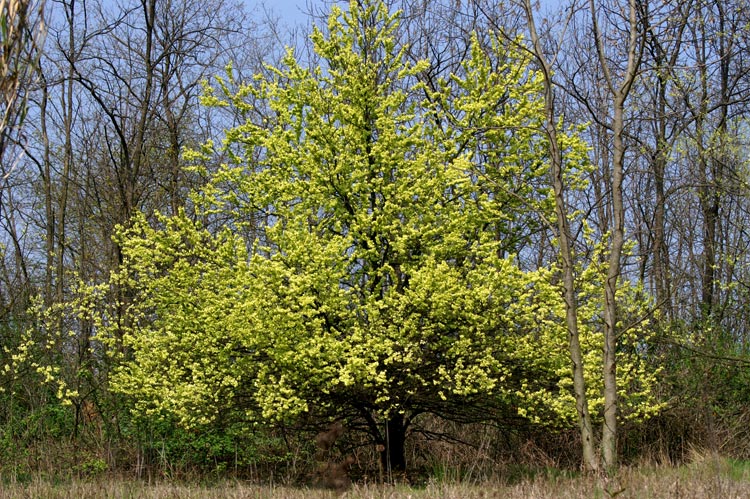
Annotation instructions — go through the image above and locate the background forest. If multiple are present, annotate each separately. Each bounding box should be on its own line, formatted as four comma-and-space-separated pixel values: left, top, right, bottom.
1, 0, 750, 487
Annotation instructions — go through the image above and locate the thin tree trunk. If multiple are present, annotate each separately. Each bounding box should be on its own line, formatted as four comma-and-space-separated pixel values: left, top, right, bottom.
40, 75, 54, 307
57, 0, 76, 305
589, 0, 642, 473
523, 0, 598, 473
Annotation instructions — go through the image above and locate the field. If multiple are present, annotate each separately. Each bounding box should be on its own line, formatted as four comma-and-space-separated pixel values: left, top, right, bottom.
1, 455, 749, 499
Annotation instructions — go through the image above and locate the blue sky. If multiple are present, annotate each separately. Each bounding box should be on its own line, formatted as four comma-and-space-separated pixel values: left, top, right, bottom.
251, 0, 323, 28
268, 0, 311, 23
251, 0, 559, 30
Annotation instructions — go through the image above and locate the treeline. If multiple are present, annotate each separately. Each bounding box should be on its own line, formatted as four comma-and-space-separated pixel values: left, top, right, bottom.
0, 0, 749, 483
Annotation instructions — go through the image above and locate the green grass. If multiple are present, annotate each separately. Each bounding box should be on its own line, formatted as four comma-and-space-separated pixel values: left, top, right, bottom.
726, 458, 750, 481
0, 455, 749, 498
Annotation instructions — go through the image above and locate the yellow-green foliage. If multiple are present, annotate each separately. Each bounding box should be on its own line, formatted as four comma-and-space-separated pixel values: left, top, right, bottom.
508, 256, 663, 427
45, 0, 662, 433
107, 211, 253, 426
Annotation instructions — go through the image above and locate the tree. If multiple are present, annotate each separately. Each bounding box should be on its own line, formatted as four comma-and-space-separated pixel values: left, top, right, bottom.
566, 0, 644, 472
104, 0, 572, 473
0, 0, 46, 157
0, 0, 46, 317
598, 0, 639, 472
0, 0, 46, 436
521, 0, 599, 473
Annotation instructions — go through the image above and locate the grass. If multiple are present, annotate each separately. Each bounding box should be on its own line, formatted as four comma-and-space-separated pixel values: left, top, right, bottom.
0, 455, 748, 498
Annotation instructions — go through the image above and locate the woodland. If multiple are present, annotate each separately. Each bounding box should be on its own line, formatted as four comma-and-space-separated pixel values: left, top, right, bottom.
1, 0, 750, 490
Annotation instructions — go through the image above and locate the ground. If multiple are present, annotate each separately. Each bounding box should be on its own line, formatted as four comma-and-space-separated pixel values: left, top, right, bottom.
1, 455, 749, 498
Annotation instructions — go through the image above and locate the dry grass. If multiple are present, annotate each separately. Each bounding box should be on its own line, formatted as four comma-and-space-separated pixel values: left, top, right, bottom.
0, 454, 748, 498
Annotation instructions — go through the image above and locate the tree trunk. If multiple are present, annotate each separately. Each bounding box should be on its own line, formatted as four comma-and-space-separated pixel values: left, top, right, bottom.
601, 95, 627, 472
589, 0, 642, 473
380, 414, 407, 474
523, 0, 599, 473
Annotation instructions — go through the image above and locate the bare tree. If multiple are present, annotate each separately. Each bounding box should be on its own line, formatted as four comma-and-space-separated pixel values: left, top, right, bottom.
587, 0, 643, 471
0, 0, 46, 299
521, 0, 598, 473
635, 0, 693, 319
